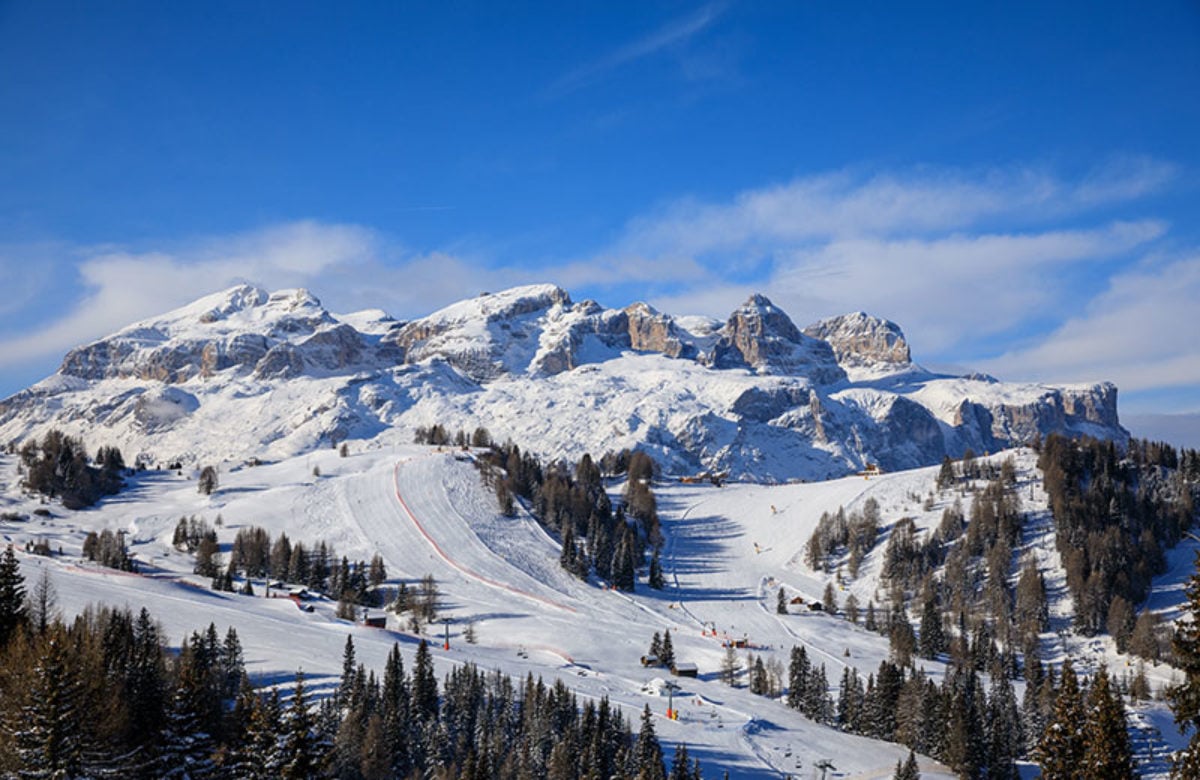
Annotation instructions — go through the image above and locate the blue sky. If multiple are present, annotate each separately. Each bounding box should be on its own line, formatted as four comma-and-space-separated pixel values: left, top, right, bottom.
1, 2, 1199, 434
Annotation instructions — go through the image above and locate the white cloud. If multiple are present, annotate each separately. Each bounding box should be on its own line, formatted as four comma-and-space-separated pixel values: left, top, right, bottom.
545, 3, 725, 98
769, 220, 1166, 351
619, 160, 1172, 260
0, 221, 378, 368
980, 254, 1200, 392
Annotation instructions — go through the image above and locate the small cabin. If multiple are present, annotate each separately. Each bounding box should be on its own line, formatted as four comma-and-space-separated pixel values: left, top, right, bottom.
363, 615, 387, 629
789, 596, 806, 605
671, 662, 698, 678
640, 654, 660, 667
807, 601, 824, 612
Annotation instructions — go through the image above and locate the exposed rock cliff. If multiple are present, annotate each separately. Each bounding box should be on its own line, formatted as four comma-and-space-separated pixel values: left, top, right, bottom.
0, 284, 1129, 481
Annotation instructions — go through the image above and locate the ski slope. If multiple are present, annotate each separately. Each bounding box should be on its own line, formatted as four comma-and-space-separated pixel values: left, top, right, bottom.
1, 443, 1186, 777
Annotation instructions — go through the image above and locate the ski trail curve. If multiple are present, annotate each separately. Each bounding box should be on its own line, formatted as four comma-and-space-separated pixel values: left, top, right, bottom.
392, 461, 577, 614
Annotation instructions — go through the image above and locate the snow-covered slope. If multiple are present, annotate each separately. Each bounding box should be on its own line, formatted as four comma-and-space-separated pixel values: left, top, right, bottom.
0, 284, 1127, 480
1, 443, 1188, 777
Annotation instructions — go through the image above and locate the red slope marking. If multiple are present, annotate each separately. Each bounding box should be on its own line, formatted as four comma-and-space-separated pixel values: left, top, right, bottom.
392, 462, 577, 614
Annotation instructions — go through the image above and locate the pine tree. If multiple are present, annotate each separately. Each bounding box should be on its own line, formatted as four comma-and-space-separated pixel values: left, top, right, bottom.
1038, 659, 1086, 780
937, 456, 956, 490
1084, 665, 1134, 779
986, 670, 1022, 780
787, 646, 810, 710
634, 704, 666, 780
777, 586, 788, 614
648, 548, 665, 590
669, 743, 692, 780
660, 630, 675, 669
1169, 550, 1200, 778
649, 631, 663, 662
0, 544, 28, 647
894, 750, 920, 780
750, 655, 768, 695
280, 672, 318, 780
918, 597, 945, 659
412, 639, 439, 722
15, 632, 85, 778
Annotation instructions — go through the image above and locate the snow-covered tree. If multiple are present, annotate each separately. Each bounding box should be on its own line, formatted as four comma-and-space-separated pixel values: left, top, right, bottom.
1170, 550, 1200, 778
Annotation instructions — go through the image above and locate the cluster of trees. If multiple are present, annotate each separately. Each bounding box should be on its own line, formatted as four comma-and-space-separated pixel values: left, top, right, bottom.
82, 528, 136, 571
804, 498, 881, 577
413, 425, 492, 449
389, 574, 440, 631
1168, 549, 1200, 777
19, 429, 125, 509
290, 634, 699, 780
781, 639, 1133, 780
0, 565, 250, 776
0, 554, 701, 779
476, 443, 662, 592
172, 519, 389, 609
1039, 434, 1199, 637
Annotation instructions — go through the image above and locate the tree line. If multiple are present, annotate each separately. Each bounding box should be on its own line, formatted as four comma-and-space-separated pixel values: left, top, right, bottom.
0, 548, 703, 778
473, 442, 664, 592
18, 429, 126, 510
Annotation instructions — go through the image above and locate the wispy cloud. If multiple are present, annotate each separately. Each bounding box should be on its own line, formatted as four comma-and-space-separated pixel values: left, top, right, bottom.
980, 253, 1200, 392
588, 158, 1180, 382
544, 3, 725, 98
0, 221, 378, 368
0, 158, 1187, 413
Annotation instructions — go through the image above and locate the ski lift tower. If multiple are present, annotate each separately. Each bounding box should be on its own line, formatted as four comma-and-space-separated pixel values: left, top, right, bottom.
663, 680, 680, 720
814, 759, 835, 780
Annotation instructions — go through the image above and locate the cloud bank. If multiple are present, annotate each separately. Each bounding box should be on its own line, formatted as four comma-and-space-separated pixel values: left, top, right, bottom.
0, 156, 1192, 413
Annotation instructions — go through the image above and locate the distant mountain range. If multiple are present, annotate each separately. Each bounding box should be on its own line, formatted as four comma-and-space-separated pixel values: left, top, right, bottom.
0, 284, 1127, 480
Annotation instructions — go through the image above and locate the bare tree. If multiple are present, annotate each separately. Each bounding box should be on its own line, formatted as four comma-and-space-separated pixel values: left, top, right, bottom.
27, 567, 57, 634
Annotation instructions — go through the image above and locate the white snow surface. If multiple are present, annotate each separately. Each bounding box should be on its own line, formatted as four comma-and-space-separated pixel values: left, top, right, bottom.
0, 445, 1187, 778
0, 284, 1127, 484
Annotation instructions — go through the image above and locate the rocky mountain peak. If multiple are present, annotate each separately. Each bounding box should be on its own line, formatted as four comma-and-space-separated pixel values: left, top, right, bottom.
708, 294, 845, 383
803, 312, 911, 372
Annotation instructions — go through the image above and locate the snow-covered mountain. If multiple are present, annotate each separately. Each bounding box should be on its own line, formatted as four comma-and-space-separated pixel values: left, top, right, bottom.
0, 284, 1126, 479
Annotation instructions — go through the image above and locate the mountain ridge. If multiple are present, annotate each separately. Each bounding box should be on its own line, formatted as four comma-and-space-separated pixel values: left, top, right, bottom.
0, 284, 1127, 479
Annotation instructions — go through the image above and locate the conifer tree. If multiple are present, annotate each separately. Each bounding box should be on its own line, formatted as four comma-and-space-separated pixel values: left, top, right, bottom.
0, 544, 27, 647
1083, 665, 1134, 779
918, 597, 945, 659
669, 743, 693, 780
986, 670, 1022, 780
648, 547, 665, 590
15, 632, 85, 778
787, 646, 810, 710
894, 750, 920, 780
660, 630, 675, 669
1038, 659, 1086, 780
280, 672, 318, 780
649, 631, 663, 661
1169, 550, 1200, 778
634, 704, 666, 780
412, 639, 439, 722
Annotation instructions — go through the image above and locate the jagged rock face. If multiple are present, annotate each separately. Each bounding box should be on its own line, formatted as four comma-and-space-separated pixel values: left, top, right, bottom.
58, 286, 335, 383
803, 312, 911, 370
384, 285, 575, 382
709, 294, 846, 383
623, 303, 691, 359
0, 283, 1130, 481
